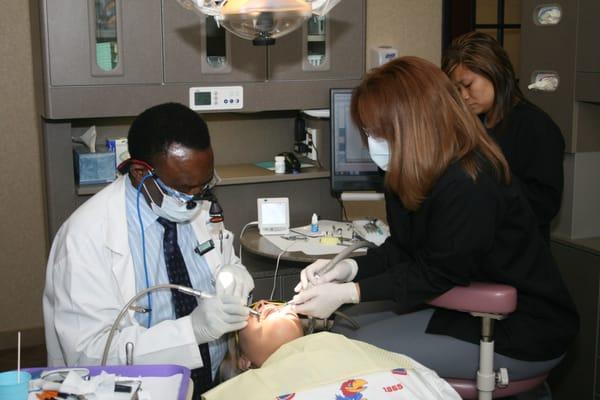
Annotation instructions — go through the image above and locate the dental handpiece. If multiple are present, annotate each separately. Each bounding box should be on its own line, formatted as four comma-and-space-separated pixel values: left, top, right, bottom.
178, 286, 259, 317
288, 241, 378, 307
103, 283, 258, 366
177, 286, 214, 299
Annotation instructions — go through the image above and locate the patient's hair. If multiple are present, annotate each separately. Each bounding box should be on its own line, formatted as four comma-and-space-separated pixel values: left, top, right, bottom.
218, 334, 243, 383
218, 301, 304, 382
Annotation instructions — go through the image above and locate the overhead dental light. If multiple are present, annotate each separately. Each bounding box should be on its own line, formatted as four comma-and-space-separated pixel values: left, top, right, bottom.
176, 0, 341, 46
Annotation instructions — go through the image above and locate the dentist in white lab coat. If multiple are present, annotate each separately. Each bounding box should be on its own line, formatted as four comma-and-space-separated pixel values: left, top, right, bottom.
43, 103, 253, 396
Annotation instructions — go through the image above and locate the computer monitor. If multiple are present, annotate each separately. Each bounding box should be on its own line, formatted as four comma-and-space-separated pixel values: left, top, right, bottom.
330, 88, 383, 193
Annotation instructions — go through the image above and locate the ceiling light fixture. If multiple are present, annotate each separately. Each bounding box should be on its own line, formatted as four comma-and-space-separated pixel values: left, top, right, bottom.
177, 0, 341, 46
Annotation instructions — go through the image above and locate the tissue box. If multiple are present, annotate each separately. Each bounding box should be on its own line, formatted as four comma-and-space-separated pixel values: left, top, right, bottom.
73, 147, 116, 185
106, 137, 130, 168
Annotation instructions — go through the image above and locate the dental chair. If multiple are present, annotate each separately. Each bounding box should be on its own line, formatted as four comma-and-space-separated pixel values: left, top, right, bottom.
429, 283, 549, 399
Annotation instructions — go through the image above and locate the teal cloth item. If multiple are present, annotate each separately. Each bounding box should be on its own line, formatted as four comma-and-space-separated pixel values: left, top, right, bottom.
255, 161, 275, 170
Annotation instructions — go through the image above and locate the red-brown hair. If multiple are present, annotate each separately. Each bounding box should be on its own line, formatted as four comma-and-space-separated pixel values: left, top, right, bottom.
351, 56, 510, 210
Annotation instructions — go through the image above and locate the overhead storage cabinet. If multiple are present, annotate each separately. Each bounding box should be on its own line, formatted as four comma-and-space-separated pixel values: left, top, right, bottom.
39, 0, 366, 118
162, 0, 267, 84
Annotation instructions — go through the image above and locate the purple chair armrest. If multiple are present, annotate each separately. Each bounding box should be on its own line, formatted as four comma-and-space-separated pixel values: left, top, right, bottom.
428, 282, 517, 315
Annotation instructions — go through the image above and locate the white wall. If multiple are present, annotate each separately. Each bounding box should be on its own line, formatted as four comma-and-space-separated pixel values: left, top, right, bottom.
366, 0, 442, 68
0, 1, 48, 349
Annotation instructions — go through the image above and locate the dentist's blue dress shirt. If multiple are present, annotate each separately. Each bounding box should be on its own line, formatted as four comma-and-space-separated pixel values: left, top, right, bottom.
125, 178, 227, 378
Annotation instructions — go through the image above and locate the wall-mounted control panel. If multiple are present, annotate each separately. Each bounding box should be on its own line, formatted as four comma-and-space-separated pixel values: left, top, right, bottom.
189, 86, 244, 111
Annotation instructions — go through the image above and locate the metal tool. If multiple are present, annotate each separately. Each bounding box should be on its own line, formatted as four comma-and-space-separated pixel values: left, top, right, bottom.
248, 308, 261, 318
281, 234, 308, 241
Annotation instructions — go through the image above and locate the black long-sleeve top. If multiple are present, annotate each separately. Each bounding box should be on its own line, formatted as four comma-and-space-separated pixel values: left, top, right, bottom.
487, 101, 565, 243
355, 159, 578, 361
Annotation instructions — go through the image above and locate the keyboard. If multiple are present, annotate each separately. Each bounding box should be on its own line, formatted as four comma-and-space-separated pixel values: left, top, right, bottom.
352, 219, 390, 246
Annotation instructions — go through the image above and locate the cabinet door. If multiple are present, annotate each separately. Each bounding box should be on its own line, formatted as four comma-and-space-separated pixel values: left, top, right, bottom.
577, 0, 600, 73
163, 0, 266, 83
520, 0, 577, 151
44, 0, 162, 86
268, 0, 365, 81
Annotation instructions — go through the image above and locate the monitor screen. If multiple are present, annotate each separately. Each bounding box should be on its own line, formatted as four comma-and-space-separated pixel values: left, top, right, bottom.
260, 202, 288, 226
330, 89, 383, 193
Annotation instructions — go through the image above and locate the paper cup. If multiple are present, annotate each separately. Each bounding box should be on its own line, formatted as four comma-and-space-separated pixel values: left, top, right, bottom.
0, 370, 31, 400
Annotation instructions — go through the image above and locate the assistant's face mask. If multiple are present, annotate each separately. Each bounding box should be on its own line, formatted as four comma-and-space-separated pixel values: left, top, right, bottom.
367, 135, 391, 171
143, 176, 203, 223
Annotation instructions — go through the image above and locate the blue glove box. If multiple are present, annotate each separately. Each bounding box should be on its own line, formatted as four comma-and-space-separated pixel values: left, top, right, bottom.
73, 147, 116, 185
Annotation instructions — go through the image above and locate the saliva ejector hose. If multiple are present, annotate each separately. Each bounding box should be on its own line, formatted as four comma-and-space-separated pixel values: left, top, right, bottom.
101, 284, 212, 366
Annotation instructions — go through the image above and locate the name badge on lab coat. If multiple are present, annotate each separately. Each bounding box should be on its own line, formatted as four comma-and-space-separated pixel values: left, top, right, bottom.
194, 239, 215, 256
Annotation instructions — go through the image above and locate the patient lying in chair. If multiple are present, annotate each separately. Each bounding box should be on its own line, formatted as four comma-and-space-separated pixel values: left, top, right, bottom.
219, 300, 304, 378
207, 301, 460, 400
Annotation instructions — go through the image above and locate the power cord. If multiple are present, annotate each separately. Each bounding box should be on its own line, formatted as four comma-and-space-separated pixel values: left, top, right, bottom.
238, 221, 258, 264
269, 241, 297, 301
338, 197, 349, 222
239, 221, 295, 301
308, 141, 323, 169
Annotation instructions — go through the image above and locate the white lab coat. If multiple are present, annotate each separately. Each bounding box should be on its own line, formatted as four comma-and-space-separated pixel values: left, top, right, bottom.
43, 175, 240, 368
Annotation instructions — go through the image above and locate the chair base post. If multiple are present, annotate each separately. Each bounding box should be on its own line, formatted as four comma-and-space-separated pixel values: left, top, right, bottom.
476, 313, 497, 400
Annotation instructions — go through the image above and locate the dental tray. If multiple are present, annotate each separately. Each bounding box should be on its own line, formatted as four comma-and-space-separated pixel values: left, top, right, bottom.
291, 220, 353, 238
25, 364, 190, 400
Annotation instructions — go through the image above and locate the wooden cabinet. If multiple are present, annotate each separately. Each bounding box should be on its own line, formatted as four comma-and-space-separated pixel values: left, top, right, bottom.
254, 0, 365, 111
268, 0, 364, 82
38, 0, 365, 119
549, 239, 600, 399
575, 0, 600, 105
520, 0, 600, 152
42, 0, 163, 86
576, 0, 600, 74
162, 0, 266, 84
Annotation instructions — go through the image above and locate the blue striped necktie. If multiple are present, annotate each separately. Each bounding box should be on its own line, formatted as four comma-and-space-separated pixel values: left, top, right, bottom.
158, 217, 213, 398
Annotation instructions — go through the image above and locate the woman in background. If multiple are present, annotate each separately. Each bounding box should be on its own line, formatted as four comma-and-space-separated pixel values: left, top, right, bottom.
443, 31, 565, 243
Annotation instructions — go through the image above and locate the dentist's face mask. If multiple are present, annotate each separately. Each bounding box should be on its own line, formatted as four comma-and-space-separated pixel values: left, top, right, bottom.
143, 174, 218, 223
367, 135, 391, 171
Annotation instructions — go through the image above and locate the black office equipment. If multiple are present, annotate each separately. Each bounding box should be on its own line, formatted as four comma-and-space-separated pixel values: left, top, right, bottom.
330, 89, 383, 193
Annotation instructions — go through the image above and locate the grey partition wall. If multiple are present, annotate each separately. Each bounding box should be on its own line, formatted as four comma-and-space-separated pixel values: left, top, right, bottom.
521, 1, 600, 398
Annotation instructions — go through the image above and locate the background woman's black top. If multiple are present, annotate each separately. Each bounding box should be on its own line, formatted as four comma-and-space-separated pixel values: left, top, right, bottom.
487, 101, 565, 243
355, 160, 578, 361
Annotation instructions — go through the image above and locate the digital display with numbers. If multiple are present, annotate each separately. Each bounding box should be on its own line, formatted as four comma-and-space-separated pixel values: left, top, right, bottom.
189, 86, 242, 110
194, 92, 212, 106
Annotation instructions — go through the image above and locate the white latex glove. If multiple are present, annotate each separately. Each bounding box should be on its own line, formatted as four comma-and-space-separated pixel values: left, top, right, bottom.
216, 264, 255, 303
190, 294, 249, 344
290, 282, 360, 319
294, 258, 358, 292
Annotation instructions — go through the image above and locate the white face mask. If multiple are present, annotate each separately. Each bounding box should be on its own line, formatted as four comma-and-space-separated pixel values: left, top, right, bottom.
367, 136, 391, 171
143, 178, 202, 223
149, 195, 202, 223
